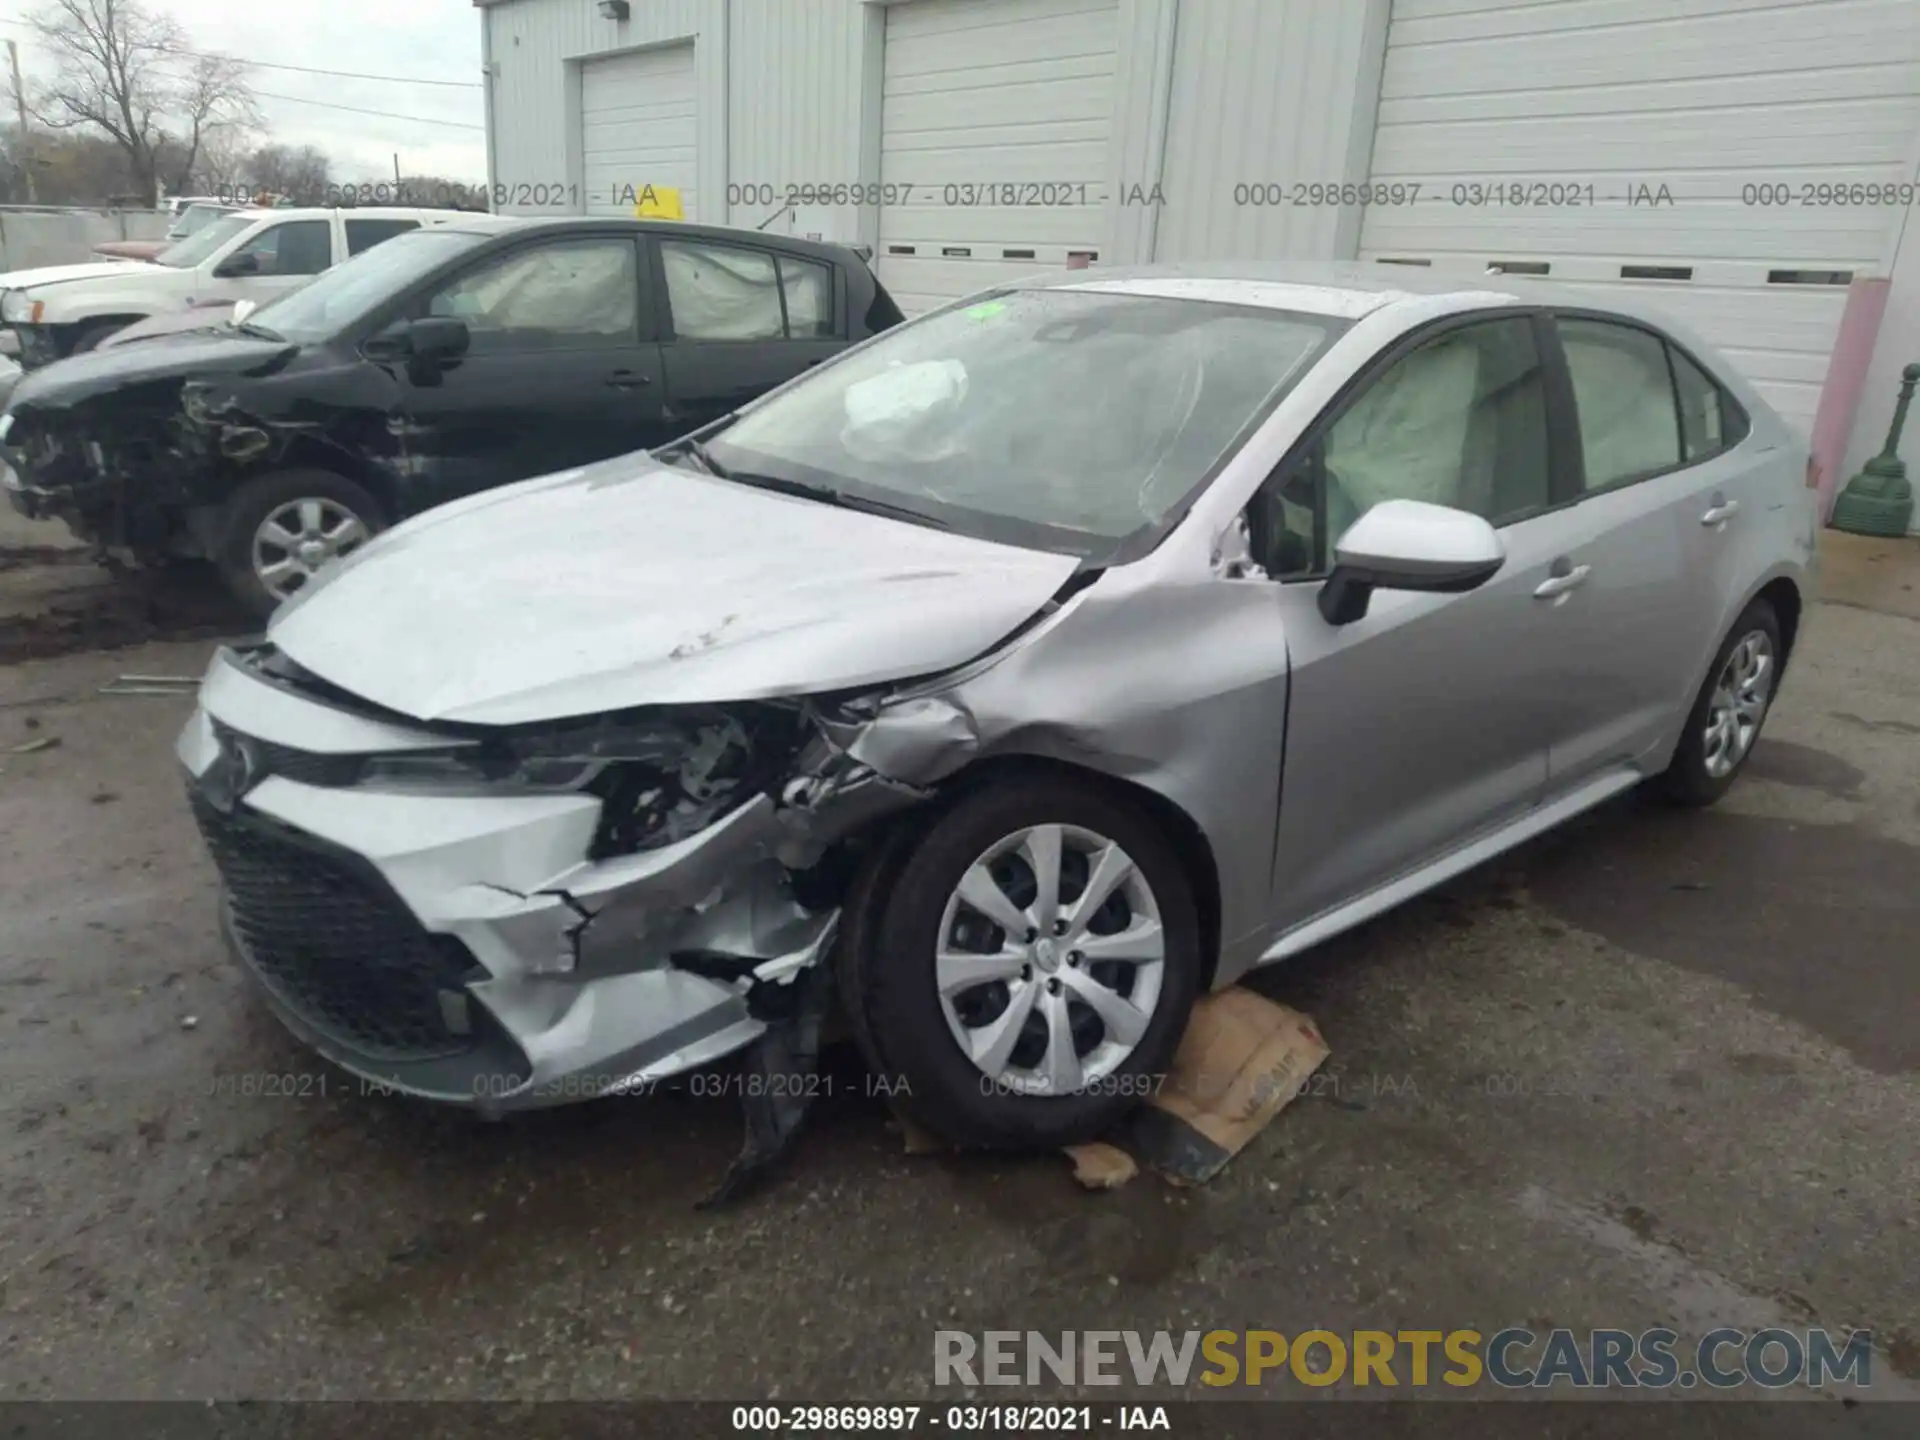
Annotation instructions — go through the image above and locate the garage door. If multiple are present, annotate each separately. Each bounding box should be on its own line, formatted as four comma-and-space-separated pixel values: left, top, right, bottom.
1359, 0, 1920, 434
581, 44, 698, 221
878, 0, 1118, 314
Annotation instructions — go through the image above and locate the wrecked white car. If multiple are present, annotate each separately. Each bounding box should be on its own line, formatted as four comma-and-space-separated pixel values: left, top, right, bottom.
177, 265, 1815, 1161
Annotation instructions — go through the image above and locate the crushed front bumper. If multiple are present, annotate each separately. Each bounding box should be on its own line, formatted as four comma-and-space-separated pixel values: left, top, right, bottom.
177, 649, 863, 1112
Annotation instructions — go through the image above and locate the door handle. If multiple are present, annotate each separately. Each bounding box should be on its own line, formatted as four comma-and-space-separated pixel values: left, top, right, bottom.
605, 369, 651, 389
1533, 563, 1591, 600
1701, 498, 1740, 526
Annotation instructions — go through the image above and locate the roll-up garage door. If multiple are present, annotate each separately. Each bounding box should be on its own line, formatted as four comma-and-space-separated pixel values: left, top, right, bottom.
878, 0, 1119, 314
581, 44, 698, 221
1359, 0, 1920, 434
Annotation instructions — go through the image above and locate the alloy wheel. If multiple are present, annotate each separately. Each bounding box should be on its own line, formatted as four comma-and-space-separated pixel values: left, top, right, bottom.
252, 498, 371, 601
1703, 628, 1774, 778
934, 822, 1166, 1097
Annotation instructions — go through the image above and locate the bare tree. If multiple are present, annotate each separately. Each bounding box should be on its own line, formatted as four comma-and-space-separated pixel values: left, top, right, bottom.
27, 0, 259, 205
245, 142, 329, 203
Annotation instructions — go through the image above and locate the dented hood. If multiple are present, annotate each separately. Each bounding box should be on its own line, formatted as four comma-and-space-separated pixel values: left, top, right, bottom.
268, 456, 1082, 725
7, 330, 297, 413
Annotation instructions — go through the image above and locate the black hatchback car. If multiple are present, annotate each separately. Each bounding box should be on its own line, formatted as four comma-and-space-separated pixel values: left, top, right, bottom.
0, 216, 904, 614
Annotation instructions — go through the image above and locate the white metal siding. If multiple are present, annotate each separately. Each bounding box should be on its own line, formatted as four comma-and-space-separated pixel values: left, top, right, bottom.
1153, 0, 1388, 264
481, 0, 724, 219
581, 46, 699, 220
727, 0, 869, 235
877, 0, 1120, 313
1359, 0, 1920, 433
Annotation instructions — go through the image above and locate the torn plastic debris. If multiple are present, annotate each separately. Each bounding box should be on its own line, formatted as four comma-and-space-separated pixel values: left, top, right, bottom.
696, 915, 840, 1209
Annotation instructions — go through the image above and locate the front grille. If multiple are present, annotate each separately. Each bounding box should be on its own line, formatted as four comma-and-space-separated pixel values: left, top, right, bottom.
210, 720, 365, 787
189, 790, 479, 1062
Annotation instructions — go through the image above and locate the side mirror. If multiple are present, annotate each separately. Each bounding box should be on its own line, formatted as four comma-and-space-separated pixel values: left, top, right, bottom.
1317, 499, 1505, 626
214, 250, 260, 279
405, 316, 470, 362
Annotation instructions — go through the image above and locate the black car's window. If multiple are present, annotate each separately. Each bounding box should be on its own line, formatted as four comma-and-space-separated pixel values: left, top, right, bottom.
1558, 318, 1683, 489
1253, 317, 1551, 579
233, 219, 332, 276
660, 239, 784, 340
345, 218, 421, 256
779, 255, 835, 338
424, 239, 639, 350
247, 228, 491, 344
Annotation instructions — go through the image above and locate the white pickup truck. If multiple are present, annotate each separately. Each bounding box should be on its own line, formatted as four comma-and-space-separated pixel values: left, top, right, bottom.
0, 206, 464, 369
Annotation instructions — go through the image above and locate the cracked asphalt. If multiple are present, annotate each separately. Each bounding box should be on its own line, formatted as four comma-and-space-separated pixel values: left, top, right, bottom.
1, 511, 1917, 1421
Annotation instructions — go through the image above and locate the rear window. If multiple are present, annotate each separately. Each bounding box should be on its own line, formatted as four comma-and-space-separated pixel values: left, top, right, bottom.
346, 218, 422, 256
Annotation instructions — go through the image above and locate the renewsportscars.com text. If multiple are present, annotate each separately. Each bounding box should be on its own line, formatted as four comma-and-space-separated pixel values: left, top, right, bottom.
934, 1327, 1874, 1390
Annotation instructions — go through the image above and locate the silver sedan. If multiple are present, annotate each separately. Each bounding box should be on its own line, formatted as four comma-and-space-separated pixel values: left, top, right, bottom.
176, 264, 1818, 1147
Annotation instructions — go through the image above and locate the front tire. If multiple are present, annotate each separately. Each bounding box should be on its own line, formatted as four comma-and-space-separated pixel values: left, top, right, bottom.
1656, 598, 1781, 807
215, 470, 387, 619
845, 776, 1203, 1149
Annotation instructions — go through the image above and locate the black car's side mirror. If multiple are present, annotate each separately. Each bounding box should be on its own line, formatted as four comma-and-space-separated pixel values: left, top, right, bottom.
365, 316, 471, 384
405, 316, 471, 362
214, 251, 261, 279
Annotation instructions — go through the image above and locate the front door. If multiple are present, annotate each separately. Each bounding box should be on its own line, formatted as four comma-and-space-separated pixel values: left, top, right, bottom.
1254, 314, 1572, 933
392, 235, 667, 512
200, 218, 334, 307
652, 236, 846, 439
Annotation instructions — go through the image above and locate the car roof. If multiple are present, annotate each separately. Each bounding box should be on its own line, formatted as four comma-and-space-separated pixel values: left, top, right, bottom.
438, 214, 863, 262
229, 206, 479, 223
1030, 260, 1708, 332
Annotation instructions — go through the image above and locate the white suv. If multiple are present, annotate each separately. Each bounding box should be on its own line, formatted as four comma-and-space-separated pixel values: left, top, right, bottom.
0, 207, 462, 368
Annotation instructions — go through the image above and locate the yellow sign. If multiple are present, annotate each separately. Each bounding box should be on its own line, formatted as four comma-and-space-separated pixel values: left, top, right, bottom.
631, 184, 684, 220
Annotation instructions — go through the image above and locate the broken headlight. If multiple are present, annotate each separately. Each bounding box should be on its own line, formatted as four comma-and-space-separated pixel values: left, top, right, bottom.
356, 706, 807, 859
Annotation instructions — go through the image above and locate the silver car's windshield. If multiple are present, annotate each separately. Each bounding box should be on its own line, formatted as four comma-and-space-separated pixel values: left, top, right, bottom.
702, 288, 1344, 554
248, 228, 493, 344
154, 214, 255, 268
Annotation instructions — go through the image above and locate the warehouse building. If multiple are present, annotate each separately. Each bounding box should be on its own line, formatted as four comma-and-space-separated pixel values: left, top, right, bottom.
474, 0, 1920, 513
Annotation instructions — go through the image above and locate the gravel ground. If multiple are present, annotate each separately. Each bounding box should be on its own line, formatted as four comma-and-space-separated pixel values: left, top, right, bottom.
1, 510, 1916, 1423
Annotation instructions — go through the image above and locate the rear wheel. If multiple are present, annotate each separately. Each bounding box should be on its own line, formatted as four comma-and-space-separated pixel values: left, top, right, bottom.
844, 776, 1202, 1149
216, 470, 386, 619
1656, 597, 1781, 806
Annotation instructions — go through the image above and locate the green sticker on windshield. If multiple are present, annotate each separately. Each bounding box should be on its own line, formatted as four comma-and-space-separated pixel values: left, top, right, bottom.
964, 300, 1008, 321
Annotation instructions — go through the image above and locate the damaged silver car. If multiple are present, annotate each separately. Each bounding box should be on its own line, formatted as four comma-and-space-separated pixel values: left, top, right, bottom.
177, 264, 1818, 1151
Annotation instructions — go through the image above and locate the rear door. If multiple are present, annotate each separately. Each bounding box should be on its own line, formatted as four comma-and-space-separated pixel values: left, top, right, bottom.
651, 236, 846, 438
387, 234, 667, 511
1534, 313, 1763, 793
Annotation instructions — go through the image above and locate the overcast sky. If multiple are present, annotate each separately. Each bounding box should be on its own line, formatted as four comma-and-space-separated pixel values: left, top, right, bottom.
1, 0, 487, 183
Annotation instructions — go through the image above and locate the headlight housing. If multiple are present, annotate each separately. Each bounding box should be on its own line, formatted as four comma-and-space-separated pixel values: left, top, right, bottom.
1, 292, 42, 324
355, 706, 807, 858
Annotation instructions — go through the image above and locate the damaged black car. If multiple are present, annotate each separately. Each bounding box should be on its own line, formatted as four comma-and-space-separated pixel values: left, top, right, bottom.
0, 215, 903, 615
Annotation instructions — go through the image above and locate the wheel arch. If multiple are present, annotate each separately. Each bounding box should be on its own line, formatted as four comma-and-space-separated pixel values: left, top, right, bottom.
915, 752, 1226, 993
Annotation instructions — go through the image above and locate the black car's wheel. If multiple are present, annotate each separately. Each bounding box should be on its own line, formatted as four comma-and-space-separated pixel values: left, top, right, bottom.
844, 775, 1203, 1149
216, 470, 387, 619
1656, 597, 1782, 807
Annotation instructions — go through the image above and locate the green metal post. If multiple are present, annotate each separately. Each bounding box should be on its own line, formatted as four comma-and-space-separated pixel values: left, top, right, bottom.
1831, 362, 1918, 537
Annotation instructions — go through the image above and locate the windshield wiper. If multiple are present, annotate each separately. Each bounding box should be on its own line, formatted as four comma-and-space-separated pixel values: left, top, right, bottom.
682, 437, 730, 478
721, 470, 950, 529
235, 320, 285, 342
